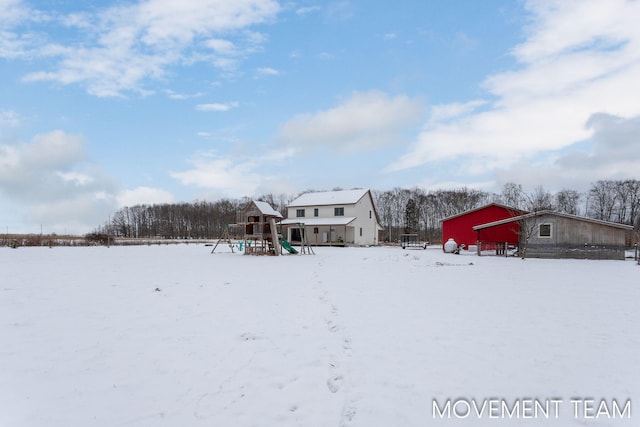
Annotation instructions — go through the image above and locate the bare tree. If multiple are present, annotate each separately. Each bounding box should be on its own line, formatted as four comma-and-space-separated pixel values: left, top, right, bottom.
555, 189, 582, 215
501, 182, 525, 209
625, 179, 640, 231
517, 214, 541, 260
372, 190, 394, 242
587, 180, 618, 221
526, 185, 553, 211
614, 179, 640, 226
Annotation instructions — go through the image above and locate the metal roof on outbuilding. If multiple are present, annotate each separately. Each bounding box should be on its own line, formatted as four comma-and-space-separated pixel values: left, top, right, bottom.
472, 210, 634, 231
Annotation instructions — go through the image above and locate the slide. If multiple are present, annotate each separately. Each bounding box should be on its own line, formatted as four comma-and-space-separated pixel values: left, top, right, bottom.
280, 237, 298, 254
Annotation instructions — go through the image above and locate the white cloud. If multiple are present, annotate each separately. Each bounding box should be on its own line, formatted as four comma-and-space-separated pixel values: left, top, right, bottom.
165, 89, 204, 100
27, 194, 115, 235
0, 0, 39, 59
204, 38, 237, 55
170, 148, 297, 198
0, 0, 28, 28
0, 129, 183, 232
116, 186, 174, 207
211, 57, 239, 72
426, 100, 487, 125
513, 0, 635, 64
6, 0, 281, 96
196, 102, 239, 112
386, 0, 640, 183
296, 6, 321, 16
0, 129, 123, 233
0, 130, 119, 205
0, 130, 87, 191
0, 110, 21, 127
16, 184, 177, 234
256, 66, 279, 76
56, 171, 94, 186
170, 152, 265, 197
277, 90, 423, 153
495, 113, 640, 192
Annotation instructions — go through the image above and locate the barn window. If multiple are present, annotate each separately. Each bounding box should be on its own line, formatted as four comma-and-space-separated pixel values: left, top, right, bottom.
539, 223, 552, 237
296, 209, 305, 217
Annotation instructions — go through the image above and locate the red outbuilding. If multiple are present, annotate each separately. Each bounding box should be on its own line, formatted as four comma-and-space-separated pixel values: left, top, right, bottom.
441, 203, 526, 250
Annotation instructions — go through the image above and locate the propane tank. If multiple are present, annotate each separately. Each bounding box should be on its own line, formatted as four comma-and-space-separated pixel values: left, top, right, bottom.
443, 238, 458, 253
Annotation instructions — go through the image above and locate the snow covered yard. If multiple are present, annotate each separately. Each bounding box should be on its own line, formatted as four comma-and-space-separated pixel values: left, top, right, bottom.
1, 244, 638, 427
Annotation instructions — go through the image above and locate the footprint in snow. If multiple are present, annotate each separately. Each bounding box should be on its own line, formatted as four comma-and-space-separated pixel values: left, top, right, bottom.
342, 338, 352, 355
240, 332, 259, 341
326, 320, 340, 332
341, 404, 357, 426
327, 375, 344, 393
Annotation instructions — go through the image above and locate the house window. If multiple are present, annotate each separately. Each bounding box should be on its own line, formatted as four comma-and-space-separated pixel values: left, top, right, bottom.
296, 209, 305, 217
334, 207, 344, 216
314, 208, 318, 217
359, 227, 363, 237
539, 223, 552, 237
313, 227, 319, 234
369, 210, 372, 219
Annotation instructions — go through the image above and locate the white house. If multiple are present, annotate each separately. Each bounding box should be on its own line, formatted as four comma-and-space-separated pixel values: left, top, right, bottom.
280, 189, 383, 246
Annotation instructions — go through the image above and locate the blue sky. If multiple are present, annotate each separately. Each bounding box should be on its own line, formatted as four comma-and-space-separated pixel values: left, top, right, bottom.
1, 0, 640, 234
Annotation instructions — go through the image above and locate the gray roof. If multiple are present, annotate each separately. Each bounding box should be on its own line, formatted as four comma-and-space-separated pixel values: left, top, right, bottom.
251, 200, 283, 218
472, 210, 634, 231
288, 189, 369, 207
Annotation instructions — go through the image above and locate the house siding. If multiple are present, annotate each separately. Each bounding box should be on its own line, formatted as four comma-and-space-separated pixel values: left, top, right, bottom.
522, 214, 628, 260
284, 190, 382, 246
353, 194, 378, 246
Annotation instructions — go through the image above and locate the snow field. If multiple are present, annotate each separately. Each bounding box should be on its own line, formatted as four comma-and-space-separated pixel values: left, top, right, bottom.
1, 244, 638, 426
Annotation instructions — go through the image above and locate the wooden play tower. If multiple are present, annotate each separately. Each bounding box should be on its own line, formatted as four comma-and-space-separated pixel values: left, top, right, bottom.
211, 200, 314, 256
240, 200, 282, 255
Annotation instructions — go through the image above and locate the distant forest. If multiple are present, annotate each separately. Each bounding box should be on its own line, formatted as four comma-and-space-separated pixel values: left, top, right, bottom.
94, 179, 640, 244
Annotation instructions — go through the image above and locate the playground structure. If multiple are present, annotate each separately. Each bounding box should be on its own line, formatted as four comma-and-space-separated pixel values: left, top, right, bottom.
284, 222, 314, 255
280, 236, 298, 254
211, 201, 314, 256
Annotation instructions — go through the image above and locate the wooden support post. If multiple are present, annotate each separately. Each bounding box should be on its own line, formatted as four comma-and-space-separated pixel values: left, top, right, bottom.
269, 217, 280, 256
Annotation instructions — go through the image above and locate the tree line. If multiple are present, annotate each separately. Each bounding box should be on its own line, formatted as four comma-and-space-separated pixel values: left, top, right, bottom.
94, 179, 640, 243
97, 199, 242, 239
